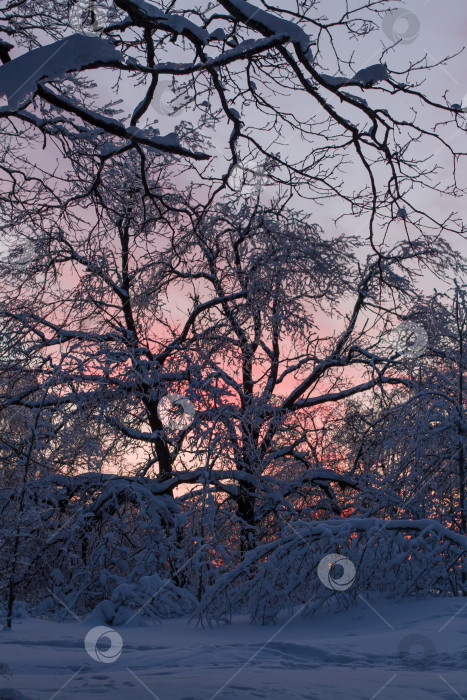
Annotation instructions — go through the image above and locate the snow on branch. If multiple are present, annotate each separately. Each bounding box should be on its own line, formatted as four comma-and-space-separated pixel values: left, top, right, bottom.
33, 85, 206, 158
321, 64, 390, 90
197, 518, 467, 624
115, 0, 211, 44
0, 35, 123, 109
218, 0, 313, 60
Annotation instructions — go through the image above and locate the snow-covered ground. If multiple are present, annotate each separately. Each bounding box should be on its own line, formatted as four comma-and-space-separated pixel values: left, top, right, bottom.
1, 597, 467, 700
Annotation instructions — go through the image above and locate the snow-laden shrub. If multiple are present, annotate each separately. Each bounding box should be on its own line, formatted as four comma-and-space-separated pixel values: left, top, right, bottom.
0, 473, 199, 623
103, 573, 197, 623
4, 470, 467, 627
196, 518, 467, 624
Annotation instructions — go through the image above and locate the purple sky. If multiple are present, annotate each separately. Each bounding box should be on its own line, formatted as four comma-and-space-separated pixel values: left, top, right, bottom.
2, 0, 465, 297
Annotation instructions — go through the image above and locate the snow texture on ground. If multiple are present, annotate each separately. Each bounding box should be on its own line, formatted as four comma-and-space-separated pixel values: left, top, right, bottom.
1, 597, 466, 699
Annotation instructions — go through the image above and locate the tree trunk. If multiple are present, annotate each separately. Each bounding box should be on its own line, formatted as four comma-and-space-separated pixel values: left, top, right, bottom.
145, 397, 172, 481
237, 485, 256, 557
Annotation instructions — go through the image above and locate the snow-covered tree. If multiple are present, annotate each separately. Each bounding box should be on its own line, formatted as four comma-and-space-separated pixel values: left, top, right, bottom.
0, 0, 466, 623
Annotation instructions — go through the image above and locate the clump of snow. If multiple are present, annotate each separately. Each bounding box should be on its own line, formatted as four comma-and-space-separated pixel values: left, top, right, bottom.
341, 91, 369, 107
109, 574, 197, 622
352, 64, 389, 87
321, 64, 389, 90
0, 35, 123, 109
83, 576, 198, 627
84, 600, 139, 627
320, 74, 348, 87
209, 28, 225, 41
